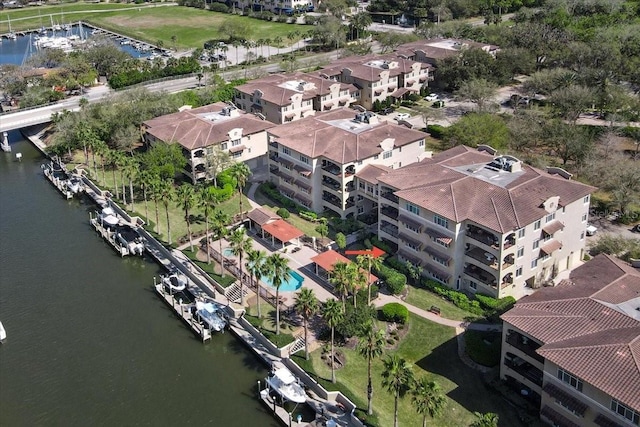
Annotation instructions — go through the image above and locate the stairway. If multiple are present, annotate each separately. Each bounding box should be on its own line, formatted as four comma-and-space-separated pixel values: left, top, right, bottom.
225, 282, 248, 303
287, 335, 306, 355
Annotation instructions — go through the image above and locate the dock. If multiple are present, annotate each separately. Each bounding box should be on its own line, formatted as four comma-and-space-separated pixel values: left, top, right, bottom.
153, 281, 211, 343
89, 211, 131, 257
41, 159, 73, 199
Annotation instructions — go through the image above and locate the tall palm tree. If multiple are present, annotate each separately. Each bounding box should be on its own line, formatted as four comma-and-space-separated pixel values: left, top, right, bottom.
349, 262, 367, 309
470, 412, 499, 427
229, 162, 252, 220
211, 210, 230, 276
198, 185, 218, 264
294, 287, 318, 360
138, 170, 154, 224
149, 176, 162, 233
107, 149, 120, 200
175, 183, 196, 251
322, 298, 343, 383
229, 228, 253, 306
357, 253, 383, 305
358, 323, 385, 415
349, 12, 372, 40
412, 378, 447, 427
246, 249, 268, 318
274, 35, 283, 56
157, 178, 175, 245
329, 262, 351, 311
94, 140, 109, 185
116, 153, 128, 205
381, 354, 415, 427
122, 156, 138, 211
265, 253, 291, 335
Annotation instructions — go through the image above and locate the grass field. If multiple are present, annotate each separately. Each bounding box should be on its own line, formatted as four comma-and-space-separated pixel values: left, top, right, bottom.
405, 284, 481, 322
1, 4, 308, 49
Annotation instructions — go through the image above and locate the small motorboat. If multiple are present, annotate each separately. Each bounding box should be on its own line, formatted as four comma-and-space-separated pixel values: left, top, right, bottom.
66, 174, 84, 194
97, 207, 120, 228
265, 366, 307, 403
115, 225, 144, 256
0, 321, 6, 342
195, 301, 227, 332
161, 271, 187, 292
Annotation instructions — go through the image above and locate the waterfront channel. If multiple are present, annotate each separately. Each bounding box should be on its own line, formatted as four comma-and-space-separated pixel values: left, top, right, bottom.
0, 131, 277, 426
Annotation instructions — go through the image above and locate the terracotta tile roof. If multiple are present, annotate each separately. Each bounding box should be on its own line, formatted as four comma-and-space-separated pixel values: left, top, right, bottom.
261, 219, 304, 243
268, 108, 427, 165
543, 220, 565, 235
142, 102, 274, 150
354, 164, 393, 184
311, 250, 350, 272
247, 207, 280, 226
502, 254, 640, 411
540, 239, 562, 255
378, 146, 595, 233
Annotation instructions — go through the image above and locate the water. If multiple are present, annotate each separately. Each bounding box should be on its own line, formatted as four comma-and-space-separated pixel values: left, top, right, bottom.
0, 132, 277, 426
0, 24, 154, 66
263, 271, 305, 292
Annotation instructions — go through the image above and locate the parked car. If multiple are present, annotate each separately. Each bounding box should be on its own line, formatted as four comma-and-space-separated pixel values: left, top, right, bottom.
380, 107, 395, 115
395, 113, 411, 121
424, 94, 439, 102
586, 224, 598, 236
432, 100, 445, 108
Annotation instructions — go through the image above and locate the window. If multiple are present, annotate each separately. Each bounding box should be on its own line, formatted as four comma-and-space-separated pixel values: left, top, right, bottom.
404, 223, 420, 233
531, 258, 538, 269
582, 213, 587, 222
534, 220, 541, 230
357, 206, 365, 214
515, 266, 523, 277
533, 239, 540, 250
517, 247, 524, 258
611, 399, 640, 425
433, 256, 448, 267
220, 142, 228, 150
383, 150, 393, 159
435, 238, 450, 248
366, 185, 374, 193
406, 203, 420, 215
583, 195, 590, 204
404, 240, 420, 251
558, 368, 583, 392
231, 151, 242, 159
546, 212, 556, 223
419, 140, 425, 147
580, 231, 585, 240
518, 228, 525, 239
374, 155, 379, 160
359, 181, 365, 190
299, 155, 309, 164
469, 281, 477, 290
434, 215, 448, 228
231, 138, 241, 147
282, 147, 291, 156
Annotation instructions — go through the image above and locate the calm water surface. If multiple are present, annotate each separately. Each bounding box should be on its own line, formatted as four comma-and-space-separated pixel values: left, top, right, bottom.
0, 132, 276, 426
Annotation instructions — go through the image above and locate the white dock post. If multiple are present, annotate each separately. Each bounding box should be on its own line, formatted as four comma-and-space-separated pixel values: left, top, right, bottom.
1, 131, 10, 152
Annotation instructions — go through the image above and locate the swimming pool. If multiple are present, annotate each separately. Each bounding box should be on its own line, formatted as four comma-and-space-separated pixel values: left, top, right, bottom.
262, 270, 305, 292
222, 248, 234, 257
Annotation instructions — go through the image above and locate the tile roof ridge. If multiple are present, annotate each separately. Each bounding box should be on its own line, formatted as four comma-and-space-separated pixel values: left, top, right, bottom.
507, 191, 522, 229
490, 197, 505, 233
450, 183, 459, 222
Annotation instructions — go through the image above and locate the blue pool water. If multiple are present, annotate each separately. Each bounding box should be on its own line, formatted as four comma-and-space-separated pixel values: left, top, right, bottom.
222, 248, 234, 257
262, 270, 304, 292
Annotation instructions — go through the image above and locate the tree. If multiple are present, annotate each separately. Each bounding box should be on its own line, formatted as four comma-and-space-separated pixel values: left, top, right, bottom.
455, 79, 498, 113
335, 232, 347, 250
112, 124, 140, 155
229, 162, 252, 220
229, 228, 253, 306
329, 261, 351, 311
382, 354, 415, 427
121, 156, 138, 211
198, 186, 218, 263
543, 121, 594, 167
358, 322, 385, 415
265, 253, 291, 335
294, 287, 319, 360
138, 169, 155, 224
349, 12, 372, 40
211, 210, 230, 276
470, 412, 499, 427
412, 378, 447, 427
107, 149, 121, 200
157, 179, 175, 244
246, 249, 268, 318
357, 253, 383, 305
315, 221, 329, 240
175, 183, 196, 251
548, 85, 594, 123
206, 147, 232, 187
141, 143, 187, 180
444, 113, 509, 150
322, 298, 343, 383
149, 176, 162, 233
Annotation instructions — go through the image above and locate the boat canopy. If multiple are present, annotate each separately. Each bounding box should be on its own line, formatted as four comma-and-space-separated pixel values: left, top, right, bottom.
195, 301, 226, 331
273, 368, 297, 385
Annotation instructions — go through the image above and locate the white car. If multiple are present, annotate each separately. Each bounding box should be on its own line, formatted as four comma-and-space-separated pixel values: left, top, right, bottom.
586, 224, 598, 236
424, 94, 439, 102
395, 113, 411, 121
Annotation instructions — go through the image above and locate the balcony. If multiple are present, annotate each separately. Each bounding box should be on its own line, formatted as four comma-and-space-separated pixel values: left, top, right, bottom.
501, 273, 513, 288
504, 233, 516, 249
345, 198, 355, 209
466, 245, 499, 270
506, 331, 544, 364
463, 264, 497, 287
504, 352, 543, 387
380, 205, 399, 221
268, 141, 278, 149
380, 220, 398, 238
503, 254, 514, 269
321, 161, 341, 176
322, 176, 342, 192
189, 156, 205, 167
345, 182, 355, 192
322, 191, 342, 209
344, 165, 355, 178
466, 224, 499, 249
381, 192, 399, 204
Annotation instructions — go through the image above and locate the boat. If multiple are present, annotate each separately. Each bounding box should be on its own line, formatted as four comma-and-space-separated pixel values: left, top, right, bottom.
265, 366, 307, 403
161, 271, 187, 292
194, 301, 227, 332
115, 225, 144, 256
0, 321, 6, 342
96, 206, 121, 229
66, 174, 84, 194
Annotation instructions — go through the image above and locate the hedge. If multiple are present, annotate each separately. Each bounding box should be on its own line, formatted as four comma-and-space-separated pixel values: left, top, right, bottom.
276, 208, 290, 219
380, 303, 409, 324
421, 279, 483, 315
375, 264, 407, 295
427, 124, 447, 139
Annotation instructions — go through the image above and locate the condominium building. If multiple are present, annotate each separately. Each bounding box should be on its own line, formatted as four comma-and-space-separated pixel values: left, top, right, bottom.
234, 73, 359, 124
355, 145, 595, 299
142, 102, 274, 183
395, 38, 500, 66
266, 107, 428, 217
500, 254, 640, 427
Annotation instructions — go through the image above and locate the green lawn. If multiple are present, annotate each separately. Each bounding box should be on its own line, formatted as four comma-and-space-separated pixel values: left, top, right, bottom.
405, 284, 482, 322
2, 4, 309, 49
296, 314, 528, 427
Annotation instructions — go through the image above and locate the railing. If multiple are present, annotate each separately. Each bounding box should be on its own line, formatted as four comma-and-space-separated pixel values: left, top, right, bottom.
322, 196, 342, 208
381, 192, 399, 204
506, 333, 544, 363
463, 266, 497, 287
504, 359, 543, 387
380, 206, 399, 220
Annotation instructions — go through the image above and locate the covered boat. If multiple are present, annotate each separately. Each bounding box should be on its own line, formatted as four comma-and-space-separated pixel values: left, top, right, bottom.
66, 174, 84, 194
97, 207, 120, 228
266, 367, 307, 403
0, 320, 6, 342
161, 271, 187, 292
115, 226, 144, 256
195, 301, 227, 332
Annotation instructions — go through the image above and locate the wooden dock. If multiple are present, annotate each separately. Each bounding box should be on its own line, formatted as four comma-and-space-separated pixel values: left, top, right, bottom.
42, 161, 73, 199
89, 212, 129, 257
153, 282, 211, 343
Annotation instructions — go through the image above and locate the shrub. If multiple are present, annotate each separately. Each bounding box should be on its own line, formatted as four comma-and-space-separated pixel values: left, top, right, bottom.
299, 210, 317, 221
277, 208, 290, 219
208, 2, 229, 12
336, 303, 376, 339
375, 264, 406, 295
427, 124, 446, 139
380, 303, 409, 324
335, 232, 347, 249
356, 284, 378, 303
421, 279, 484, 315
370, 235, 393, 254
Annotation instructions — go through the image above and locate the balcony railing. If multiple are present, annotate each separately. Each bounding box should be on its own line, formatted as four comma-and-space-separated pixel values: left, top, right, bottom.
506, 333, 544, 364
322, 195, 342, 208
321, 163, 341, 176
380, 222, 399, 238
381, 192, 399, 204
381, 206, 399, 220
504, 357, 543, 387
466, 227, 499, 249
464, 265, 497, 287
466, 246, 499, 270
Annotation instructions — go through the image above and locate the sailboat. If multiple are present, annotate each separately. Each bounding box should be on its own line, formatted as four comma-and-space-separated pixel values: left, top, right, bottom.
6, 15, 17, 40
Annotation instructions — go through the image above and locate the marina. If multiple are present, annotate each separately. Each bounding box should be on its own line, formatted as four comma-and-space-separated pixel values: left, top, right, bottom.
89, 206, 145, 257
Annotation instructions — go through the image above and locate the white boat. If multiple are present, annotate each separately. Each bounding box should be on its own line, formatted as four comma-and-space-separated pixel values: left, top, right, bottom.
0, 321, 6, 342
97, 207, 120, 228
115, 226, 144, 256
195, 301, 227, 332
161, 271, 187, 292
266, 366, 307, 403
66, 174, 84, 194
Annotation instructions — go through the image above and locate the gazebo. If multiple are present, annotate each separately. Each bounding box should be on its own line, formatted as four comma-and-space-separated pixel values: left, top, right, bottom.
246, 207, 304, 250
310, 250, 378, 284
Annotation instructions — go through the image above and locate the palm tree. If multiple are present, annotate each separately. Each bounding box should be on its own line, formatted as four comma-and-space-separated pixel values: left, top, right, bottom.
412, 378, 446, 427
229, 162, 251, 220
357, 254, 383, 305
358, 323, 385, 415
349, 262, 367, 308
265, 253, 291, 335
246, 249, 268, 318
294, 288, 318, 360
349, 12, 372, 40
211, 210, 230, 276
116, 153, 128, 205
107, 149, 120, 200
274, 35, 283, 56
470, 412, 499, 427
322, 298, 343, 383
149, 176, 162, 233
121, 156, 138, 211
175, 183, 196, 251
329, 262, 351, 311
381, 354, 415, 427
157, 178, 175, 244
198, 186, 218, 264
229, 228, 253, 306
138, 170, 155, 224
94, 140, 109, 184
